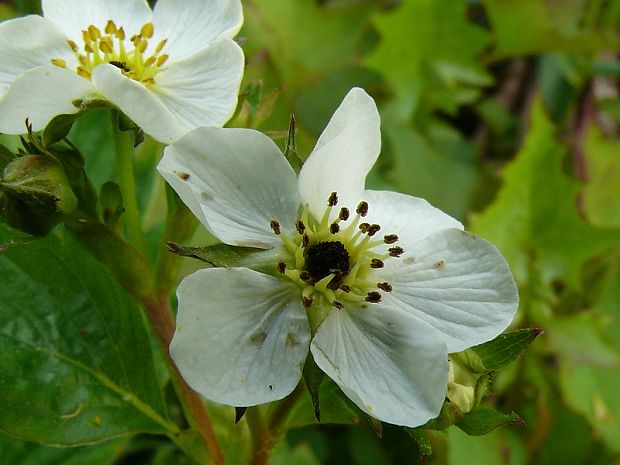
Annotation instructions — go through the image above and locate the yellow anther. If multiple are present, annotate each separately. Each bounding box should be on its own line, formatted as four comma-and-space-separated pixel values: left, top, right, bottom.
140, 22, 154, 38
77, 67, 91, 79
116, 27, 125, 40
138, 39, 148, 53
155, 39, 168, 53
156, 54, 169, 66
99, 39, 113, 54
50, 58, 66, 68
84, 44, 94, 54
88, 25, 101, 41
78, 55, 88, 66
67, 40, 78, 52
105, 20, 117, 34
82, 30, 91, 44
144, 56, 156, 67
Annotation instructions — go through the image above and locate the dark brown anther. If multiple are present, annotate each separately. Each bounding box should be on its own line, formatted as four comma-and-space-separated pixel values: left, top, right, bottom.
303, 296, 314, 308
377, 282, 392, 292
330, 223, 340, 234
370, 258, 384, 269
299, 271, 312, 282
388, 246, 404, 257
339, 207, 350, 221
328, 192, 338, 207
365, 292, 382, 303
296, 220, 306, 235
277, 262, 287, 273
356, 201, 369, 217
332, 300, 344, 309
339, 284, 351, 293
359, 222, 370, 233
384, 234, 398, 244
302, 234, 309, 247
270, 220, 281, 235
366, 224, 381, 237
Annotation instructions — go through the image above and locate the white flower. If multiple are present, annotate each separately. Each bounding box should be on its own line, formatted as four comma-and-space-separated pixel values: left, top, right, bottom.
0, 0, 244, 143
157, 88, 519, 427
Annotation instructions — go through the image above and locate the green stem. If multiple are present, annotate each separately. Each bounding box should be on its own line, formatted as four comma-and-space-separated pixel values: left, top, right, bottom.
247, 407, 278, 465
111, 112, 147, 254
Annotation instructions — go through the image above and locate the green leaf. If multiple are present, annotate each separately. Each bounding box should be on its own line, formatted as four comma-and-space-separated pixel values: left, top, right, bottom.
42, 113, 81, 147
166, 242, 282, 276
470, 98, 620, 288
0, 224, 172, 445
456, 408, 523, 436
405, 428, 433, 461
582, 125, 620, 227
365, 0, 491, 119
99, 181, 125, 230
470, 328, 543, 371
0, 433, 127, 465
0, 142, 16, 170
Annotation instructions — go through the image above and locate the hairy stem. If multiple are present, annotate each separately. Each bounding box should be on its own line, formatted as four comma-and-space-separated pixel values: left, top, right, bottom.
111, 112, 147, 254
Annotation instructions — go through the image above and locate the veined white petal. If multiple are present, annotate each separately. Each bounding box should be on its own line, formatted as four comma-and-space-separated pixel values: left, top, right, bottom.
0, 16, 74, 94
91, 64, 186, 144
363, 190, 463, 247
0, 66, 94, 134
153, 0, 243, 61
154, 39, 244, 131
42, 0, 152, 46
171, 268, 310, 406
311, 306, 448, 427
157, 127, 299, 248
385, 229, 519, 353
298, 88, 381, 218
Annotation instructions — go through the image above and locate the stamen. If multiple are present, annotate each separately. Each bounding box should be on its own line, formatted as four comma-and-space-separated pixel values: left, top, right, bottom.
296, 221, 306, 235
277, 262, 286, 274
339, 207, 350, 221
140, 22, 154, 38
359, 223, 370, 233
384, 234, 398, 244
328, 192, 338, 207
51, 58, 66, 68
332, 301, 344, 309
365, 292, 382, 303
366, 224, 381, 237
370, 258, 384, 269
302, 234, 309, 247
303, 296, 314, 308
356, 201, 369, 217
377, 282, 392, 292
299, 271, 312, 282
330, 223, 340, 234
270, 220, 281, 235
105, 20, 117, 34
339, 284, 351, 292
388, 247, 404, 257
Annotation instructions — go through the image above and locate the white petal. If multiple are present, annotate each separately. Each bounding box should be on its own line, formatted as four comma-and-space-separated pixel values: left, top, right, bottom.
363, 190, 463, 247
91, 64, 186, 143
385, 229, 519, 353
154, 39, 244, 131
170, 268, 310, 406
0, 16, 75, 94
0, 66, 94, 134
157, 127, 299, 248
42, 0, 152, 46
298, 88, 381, 218
311, 306, 448, 427
153, 0, 243, 61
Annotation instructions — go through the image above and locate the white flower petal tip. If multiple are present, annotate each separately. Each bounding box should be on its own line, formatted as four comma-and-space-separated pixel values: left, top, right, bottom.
311, 307, 449, 427
170, 268, 311, 406
2, 0, 244, 138
157, 127, 299, 248
298, 87, 381, 217
387, 228, 519, 353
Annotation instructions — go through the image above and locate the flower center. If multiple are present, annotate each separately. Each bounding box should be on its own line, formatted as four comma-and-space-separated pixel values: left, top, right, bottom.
51, 20, 169, 86
270, 192, 403, 311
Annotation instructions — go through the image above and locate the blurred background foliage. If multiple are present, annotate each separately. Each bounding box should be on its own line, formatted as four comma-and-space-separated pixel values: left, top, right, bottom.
2, 0, 620, 464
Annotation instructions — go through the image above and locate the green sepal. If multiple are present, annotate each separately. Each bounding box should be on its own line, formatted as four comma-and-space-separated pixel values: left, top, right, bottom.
455, 408, 524, 436
42, 113, 82, 147
0, 155, 77, 235
405, 428, 433, 462
114, 111, 144, 147
302, 356, 325, 422
0, 143, 15, 170
422, 401, 464, 431
283, 114, 303, 173
367, 415, 383, 438
99, 181, 125, 231
471, 328, 543, 371
235, 407, 248, 424
231, 81, 281, 129
166, 242, 283, 276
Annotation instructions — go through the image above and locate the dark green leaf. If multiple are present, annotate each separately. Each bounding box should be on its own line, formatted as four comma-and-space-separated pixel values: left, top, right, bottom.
456, 408, 523, 436
100, 182, 125, 230
42, 113, 81, 147
0, 224, 171, 445
470, 328, 543, 371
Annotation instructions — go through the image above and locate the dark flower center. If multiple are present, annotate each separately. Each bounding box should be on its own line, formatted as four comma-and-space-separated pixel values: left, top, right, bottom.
304, 241, 350, 288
